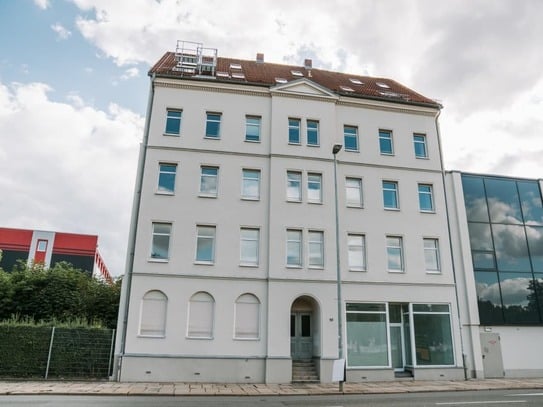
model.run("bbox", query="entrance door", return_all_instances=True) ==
[390,324,405,372]
[480,332,504,378]
[291,312,312,359]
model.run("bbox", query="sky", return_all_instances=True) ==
[1,0,542,277]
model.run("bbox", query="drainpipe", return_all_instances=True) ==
[112,72,156,381]
[435,108,468,380]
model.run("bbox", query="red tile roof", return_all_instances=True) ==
[150,52,441,108]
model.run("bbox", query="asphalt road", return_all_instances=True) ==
[2,389,543,406]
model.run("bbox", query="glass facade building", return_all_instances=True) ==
[461,175,543,325]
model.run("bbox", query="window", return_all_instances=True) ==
[199,166,218,197]
[240,228,259,266]
[348,234,366,271]
[418,184,435,212]
[379,129,393,155]
[205,112,221,138]
[37,240,48,252]
[157,163,176,194]
[346,303,388,367]
[414,134,428,158]
[424,238,440,273]
[387,236,404,272]
[346,177,363,207]
[288,118,301,144]
[139,290,167,337]
[412,304,454,366]
[308,230,324,268]
[241,169,260,200]
[187,292,214,338]
[287,171,302,202]
[165,109,181,135]
[344,125,359,151]
[245,116,261,142]
[307,173,322,203]
[307,120,319,146]
[286,229,302,267]
[196,225,216,263]
[234,294,260,339]
[383,181,399,209]
[151,222,171,260]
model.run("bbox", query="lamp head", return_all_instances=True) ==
[332,144,343,155]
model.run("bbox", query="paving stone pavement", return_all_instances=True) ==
[1,378,543,396]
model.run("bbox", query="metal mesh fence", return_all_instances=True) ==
[0,326,115,379]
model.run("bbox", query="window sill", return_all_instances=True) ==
[138,334,165,338]
[307,144,320,147]
[415,156,430,160]
[245,139,261,143]
[349,268,367,272]
[186,336,213,340]
[199,194,218,199]
[239,263,259,268]
[204,136,221,140]
[380,152,395,156]
[344,149,359,153]
[194,261,214,266]
[155,191,175,196]
[384,207,400,211]
[286,199,302,203]
[233,337,260,341]
[388,269,405,273]
[426,270,442,275]
[308,201,323,205]
[288,142,301,146]
[347,204,363,208]
[308,266,324,270]
[241,197,260,201]
[162,133,180,137]
[420,210,436,214]
[286,265,303,269]
[148,258,169,263]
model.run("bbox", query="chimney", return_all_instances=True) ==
[304,58,312,69]
[256,53,264,63]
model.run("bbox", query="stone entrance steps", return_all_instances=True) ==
[292,359,319,383]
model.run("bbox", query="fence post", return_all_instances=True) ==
[45,326,56,379]
[108,329,116,377]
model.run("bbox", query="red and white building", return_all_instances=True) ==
[0,227,112,282]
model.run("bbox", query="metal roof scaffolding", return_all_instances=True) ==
[173,40,217,76]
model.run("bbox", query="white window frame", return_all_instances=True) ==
[379,129,394,155]
[150,222,171,261]
[424,238,441,273]
[288,118,301,144]
[234,294,261,340]
[199,166,219,197]
[164,109,182,136]
[344,125,359,152]
[205,112,221,139]
[240,227,260,266]
[348,233,366,271]
[157,162,177,195]
[139,290,167,337]
[187,292,215,339]
[307,172,323,204]
[418,183,435,212]
[195,225,216,264]
[306,119,319,146]
[241,169,261,200]
[287,171,302,202]
[386,235,404,272]
[245,115,261,142]
[286,229,303,267]
[308,230,324,268]
[346,177,363,208]
[383,180,399,210]
[414,133,428,158]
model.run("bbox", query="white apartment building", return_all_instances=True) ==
[114,41,465,383]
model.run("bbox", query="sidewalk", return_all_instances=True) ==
[2,378,543,396]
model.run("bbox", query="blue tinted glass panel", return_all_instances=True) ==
[414,134,427,158]
[165,110,181,134]
[158,164,176,193]
[468,223,493,251]
[472,252,496,270]
[534,274,543,320]
[418,184,433,211]
[245,116,261,142]
[474,271,504,324]
[518,182,543,226]
[344,126,358,151]
[462,176,489,222]
[383,182,398,209]
[379,130,393,154]
[485,178,522,224]
[288,119,300,144]
[499,272,540,323]
[307,120,319,145]
[413,313,454,366]
[492,224,530,272]
[205,113,221,138]
[527,226,543,272]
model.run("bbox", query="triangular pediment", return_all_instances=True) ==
[271,78,338,99]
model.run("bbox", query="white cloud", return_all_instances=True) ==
[51,23,72,40]
[120,67,139,81]
[0,81,144,276]
[33,0,49,10]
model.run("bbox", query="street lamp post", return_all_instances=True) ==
[332,143,344,392]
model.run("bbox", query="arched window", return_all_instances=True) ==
[234,293,260,339]
[187,292,215,338]
[139,290,167,337]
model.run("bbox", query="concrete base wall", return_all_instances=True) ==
[120,356,265,383]
[346,369,395,382]
[505,369,543,378]
[413,367,465,381]
[265,358,291,384]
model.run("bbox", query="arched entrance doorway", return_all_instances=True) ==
[290,296,320,382]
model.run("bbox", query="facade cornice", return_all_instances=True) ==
[337,98,439,117]
[154,78,270,98]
